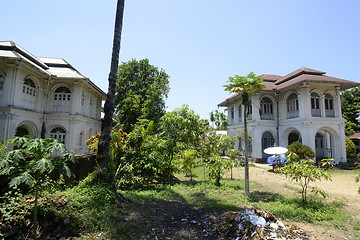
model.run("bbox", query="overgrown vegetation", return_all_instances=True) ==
[0,136,75,239]
[2,163,358,239]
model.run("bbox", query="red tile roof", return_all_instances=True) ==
[349,133,360,140]
[219,67,360,107]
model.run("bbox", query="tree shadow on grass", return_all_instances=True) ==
[189,191,244,211]
[249,190,285,203]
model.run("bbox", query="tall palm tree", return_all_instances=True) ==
[97,0,125,173]
[224,72,265,196]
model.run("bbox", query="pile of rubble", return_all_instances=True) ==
[213,209,313,240]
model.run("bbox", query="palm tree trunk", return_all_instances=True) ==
[97,0,125,172]
[244,104,250,196]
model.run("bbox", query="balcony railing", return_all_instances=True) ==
[260,113,274,120]
[287,111,299,119]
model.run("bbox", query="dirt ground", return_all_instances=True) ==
[224,164,360,240]
[121,165,360,240]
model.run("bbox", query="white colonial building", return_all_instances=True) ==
[218,67,359,164]
[0,41,106,154]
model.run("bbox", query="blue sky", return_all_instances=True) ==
[3,0,360,120]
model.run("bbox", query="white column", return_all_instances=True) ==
[299,85,311,118]
[252,95,261,121]
[71,82,82,115]
[301,123,316,159]
[335,86,341,118]
[320,95,325,117]
[337,122,346,163]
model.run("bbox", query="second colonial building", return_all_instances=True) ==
[218,67,359,163]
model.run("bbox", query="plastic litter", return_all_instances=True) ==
[276,220,286,229]
[190,220,197,224]
[214,208,312,239]
[269,222,278,230]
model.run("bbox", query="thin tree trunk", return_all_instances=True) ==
[97,0,125,173]
[33,185,39,240]
[244,104,250,196]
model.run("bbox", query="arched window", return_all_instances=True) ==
[54,87,71,101]
[50,127,66,143]
[311,92,321,117]
[247,104,253,120]
[81,91,85,106]
[15,126,29,137]
[324,94,335,117]
[288,131,302,145]
[23,78,36,96]
[238,104,242,122]
[230,107,234,123]
[287,93,299,119]
[0,73,4,91]
[79,131,84,148]
[261,97,274,120]
[262,131,275,158]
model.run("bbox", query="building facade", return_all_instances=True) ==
[0,41,106,154]
[218,67,359,163]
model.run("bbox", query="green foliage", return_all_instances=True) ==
[0,136,75,239]
[279,154,332,204]
[223,72,265,196]
[342,87,360,134]
[345,120,358,136]
[287,141,316,160]
[254,193,346,225]
[209,110,227,130]
[114,58,170,133]
[207,155,232,186]
[356,175,360,194]
[0,136,75,190]
[64,174,118,233]
[0,139,7,157]
[159,104,207,182]
[224,72,265,106]
[0,190,29,225]
[176,149,198,181]
[121,166,347,228]
[115,121,167,188]
[198,128,236,186]
[345,135,357,157]
[85,132,101,153]
[226,149,243,179]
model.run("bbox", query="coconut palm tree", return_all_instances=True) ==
[97,0,125,173]
[223,72,265,196]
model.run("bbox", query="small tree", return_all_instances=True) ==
[177,149,198,181]
[0,136,75,240]
[209,110,227,130]
[279,153,332,204]
[198,128,235,186]
[224,72,265,196]
[159,105,206,182]
[226,149,242,180]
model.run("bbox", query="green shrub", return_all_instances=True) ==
[287,141,316,160]
[345,135,356,157]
